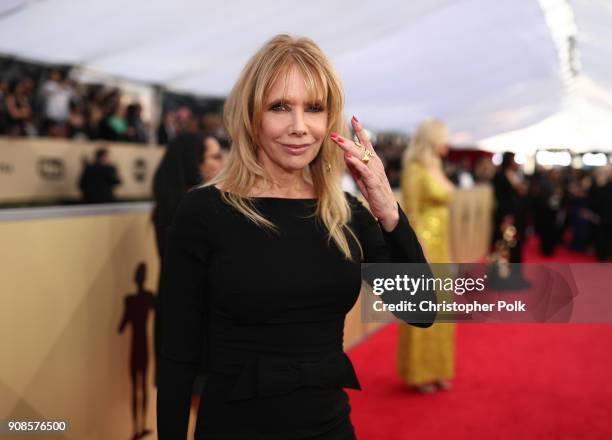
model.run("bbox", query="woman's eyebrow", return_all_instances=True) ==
[267,96,323,105]
[267,96,294,104]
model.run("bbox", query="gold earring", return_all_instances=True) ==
[325,162,332,172]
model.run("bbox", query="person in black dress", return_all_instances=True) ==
[152,115,223,379]
[152,112,204,259]
[156,34,432,439]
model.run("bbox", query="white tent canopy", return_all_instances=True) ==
[479,82,612,153]
[2,0,612,149]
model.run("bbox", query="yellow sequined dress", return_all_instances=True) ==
[398,161,455,385]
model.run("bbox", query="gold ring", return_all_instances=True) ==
[355,141,373,163]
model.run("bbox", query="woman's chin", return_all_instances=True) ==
[276,156,316,173]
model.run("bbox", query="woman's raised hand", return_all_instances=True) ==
[331,116,399,232]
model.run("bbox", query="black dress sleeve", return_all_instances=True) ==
[156,190,210,439]
[348,194,436,327]
[348,195,427,264]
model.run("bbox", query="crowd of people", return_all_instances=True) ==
[358,131,612,262]
[527,164,612,260]
[440,152,611,262]
[0,69,148,143]
[0,57,228,146]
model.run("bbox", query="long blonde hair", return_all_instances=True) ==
[403,118,449,169]
[206,34,361,260]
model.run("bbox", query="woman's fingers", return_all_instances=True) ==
[351,115,373,150]
[344,153,378,188]
[330,116,375,161]
[346,158,369,197]
[332,133,380,170]
[331,132,362,158]
[345,156,368,193]
[332,117,393,211]
[334,117,398,227]
[345,156,359,179]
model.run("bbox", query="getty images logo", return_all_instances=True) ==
[38,157,65,180]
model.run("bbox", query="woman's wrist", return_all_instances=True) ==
[378,204,400,232]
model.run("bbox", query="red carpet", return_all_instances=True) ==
[347,323,612,440]
[521,234,599,263]
[347,236,612,439]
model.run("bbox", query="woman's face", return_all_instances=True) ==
[201,137,224,182]
[436,135,449,157]
[258,66,328,175]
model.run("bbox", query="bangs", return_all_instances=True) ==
[264,53,329,106]
[293,55,329,104]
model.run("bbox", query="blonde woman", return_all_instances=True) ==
[398,118,456,393]
[156,35,432,439]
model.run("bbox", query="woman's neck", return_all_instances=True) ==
[249,177,315,198]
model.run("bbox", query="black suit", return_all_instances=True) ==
[79,162,121,204]
[492,170,526,263]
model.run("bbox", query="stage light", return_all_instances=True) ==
[582,153,607,167]
[492,153,502,166]
[535,150,572,167]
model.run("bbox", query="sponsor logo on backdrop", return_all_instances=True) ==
[133,158,147,183]
[0,162,14,174]
[38,158,65,180]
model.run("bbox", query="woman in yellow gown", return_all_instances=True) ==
[398,118,456,393]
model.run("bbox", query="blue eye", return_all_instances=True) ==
[270,102,288,112]
[307,104,324,113]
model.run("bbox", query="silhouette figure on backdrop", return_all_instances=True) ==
[78,147,121,203]
[118,263,156,440]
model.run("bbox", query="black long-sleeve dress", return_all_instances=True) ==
[157,185,429,439]
[152,131,204,258]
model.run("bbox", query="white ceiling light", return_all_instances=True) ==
[582,152,607,166]
[536,150,572,166]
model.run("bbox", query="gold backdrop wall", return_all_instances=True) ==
[449,185,494,263]
[0,207,159,439]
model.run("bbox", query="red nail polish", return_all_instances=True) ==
[338,138,344,144]
[352,115,359,123]
[330,132,337,138]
